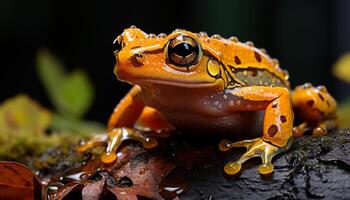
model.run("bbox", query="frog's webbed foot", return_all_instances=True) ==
[77,128,158,164]
[219,138,285,175]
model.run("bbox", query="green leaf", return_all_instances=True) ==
[36,49,95,119]
[60,69,94,118]
[36,49,66,111]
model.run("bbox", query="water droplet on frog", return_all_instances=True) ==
[158,33,167,38]
[199,31,208,37]
[211,34,221,39]
[229,36,238,42]
[148,33,157,38]
[173,29,183,33]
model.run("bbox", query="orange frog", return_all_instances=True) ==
[78,26,337,175]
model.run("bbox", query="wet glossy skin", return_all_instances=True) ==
[79,26,337,176]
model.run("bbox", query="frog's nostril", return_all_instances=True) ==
[128,53,145,67]
[134,53,145,63]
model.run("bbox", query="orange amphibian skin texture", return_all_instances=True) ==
[81,26,337,176]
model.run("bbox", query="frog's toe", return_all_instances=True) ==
[218,138,260,151]
[312,127,327,136]
[101,152,118,164]
[220,138,284,176]
[77,128,158,164]
[101,127,158,164]
[224,161,242,175]
[258,163,274,175]
[77,134,108,153]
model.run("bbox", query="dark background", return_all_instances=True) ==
[1,0,350,122]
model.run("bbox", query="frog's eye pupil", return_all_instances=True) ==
[113,36,123,53]
[168,35,201,67]
[171,43,196,57]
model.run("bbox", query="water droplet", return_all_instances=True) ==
[199,31,208,37]
[228,36,238,42]
[158,33,167,38]
[229,100,235,107]
[159,167,189,199]
[211,34,221,39]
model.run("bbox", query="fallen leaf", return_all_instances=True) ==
[0,161,44,200]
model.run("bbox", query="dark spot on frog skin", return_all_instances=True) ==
[254,51,262,62]
[318,93,325,101]
[280,115,287,123]
[234,56,241,65]
[326,100,330,107]
[307,100,315,107]
[268,125,278,137]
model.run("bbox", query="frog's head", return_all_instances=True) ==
[113,26,225,90]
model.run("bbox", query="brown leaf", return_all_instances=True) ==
[53,182,84,200]
[0,161,44,200]
[82,179,105,200]
[107,156,174,200]
[46,144,199,199]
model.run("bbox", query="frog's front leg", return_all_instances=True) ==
[219,86,293,175]
[78,85,169,164]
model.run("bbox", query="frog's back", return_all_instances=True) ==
[196,33,290,89]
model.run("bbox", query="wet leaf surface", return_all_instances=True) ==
[0,161,43,200]
[1,129,350,199]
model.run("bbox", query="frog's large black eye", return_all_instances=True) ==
[167,35,201,68]
[113,35,123,53]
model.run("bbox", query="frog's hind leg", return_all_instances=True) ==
[219,86,293,175]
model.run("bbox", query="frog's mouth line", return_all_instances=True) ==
[125,78,218,88]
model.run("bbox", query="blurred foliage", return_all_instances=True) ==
[36,50,104,133]
[0,95,85,161]
[333,53,350,84]
[337,98,350,129]
[36,49,94,119]
[0,50,106,161]
[333,53,350,128]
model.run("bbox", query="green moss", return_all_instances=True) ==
[0,95,90,161]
